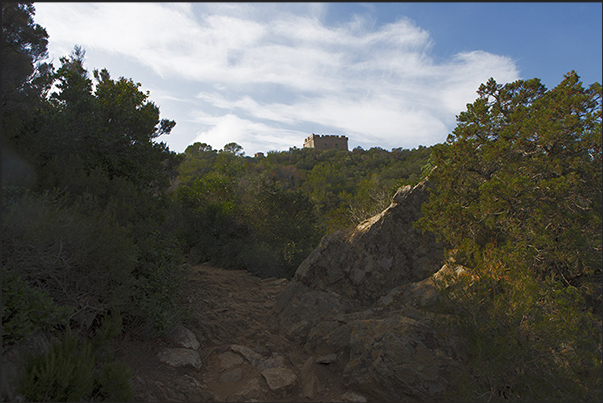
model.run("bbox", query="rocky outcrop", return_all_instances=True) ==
[274,178,444,338]
[288,179,443,305]
[273,178,464,402]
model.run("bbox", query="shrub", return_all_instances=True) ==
[127,230,186,335]
[434,254,602,401]
[18,316,135,402]
[1,267,71,346]
[2,192,137,332]
[18,327,96,402]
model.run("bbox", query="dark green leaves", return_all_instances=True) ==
[421,72,602,400]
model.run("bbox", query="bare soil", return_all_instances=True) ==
[113,264,351,402]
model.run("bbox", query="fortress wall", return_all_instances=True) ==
[303,134,348,151]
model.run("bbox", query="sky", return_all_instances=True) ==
[33,2,602,156]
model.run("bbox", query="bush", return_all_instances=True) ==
[2,192,137,332]
[127,230,186,335]
[19,327,96,402]
[2,190,186,339]
[18,316,135,402]
[434,254,602,401]
[2,267,71,346]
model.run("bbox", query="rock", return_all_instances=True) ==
[218,351,244,371]
[219,368,243,383]
[226,378,263,402]
[340,391,368,402]
[290,178,444,307]
[157,348,202,369]
[372,263,471,312]
[261,367,298,397]
[301,356,319,399]
[165,325,200,350]
[256,355,288,371]
[271,179,467,402]
[273,281,352,342]
[274,179,444,345]
[315,353,337,364]
[315,322,353,357]
[304,320,341,352]
[340,316,457,402]
[231,344,262,366]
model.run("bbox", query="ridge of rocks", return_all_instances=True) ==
[272,178,465,401]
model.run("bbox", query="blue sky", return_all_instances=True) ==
[33,2,602,156]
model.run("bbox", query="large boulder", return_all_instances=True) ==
[274,178,444,338]
[273,179,466,401]
[340,315,459,401]
[289,178,443,307]
[291,264,467,402]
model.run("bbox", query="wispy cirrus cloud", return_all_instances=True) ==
[34,3,520,154]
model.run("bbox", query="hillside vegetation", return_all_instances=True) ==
[2,3,601,402]
[171,143,431,278]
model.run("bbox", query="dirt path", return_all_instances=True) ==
[114,264,352,402]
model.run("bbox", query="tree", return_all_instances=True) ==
[92,67,176,190]
[185,142,215,155]
[2,2,54,167]
[417,72,602,401]
[419,72,601,289]
[221,142,245,156]
[1,2,49,110]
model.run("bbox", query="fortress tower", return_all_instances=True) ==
[303,133,348,151]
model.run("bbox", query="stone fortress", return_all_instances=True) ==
[303,133,348,151]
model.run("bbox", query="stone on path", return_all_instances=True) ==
[219,368,243,383]
[256,354,288,371]
[340,391,367,402]
[165,325,200,350]
[226,378,263,402]
[261,367,298,397]
[218,351,244,371]
[315,353,337,364]
[301,356,319,399]
[157,348,202,369]
[231,344,262,366]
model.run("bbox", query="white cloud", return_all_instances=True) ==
[34,2,520,154]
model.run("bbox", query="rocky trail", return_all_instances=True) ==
[114,179,464,402]
[115,264,360,402]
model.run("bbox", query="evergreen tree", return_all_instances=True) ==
[417,72,602,401]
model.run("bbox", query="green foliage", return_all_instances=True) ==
[18,317,135,402]
[2,267,71,346]
[96,361,135,402]
[243,180,322,278]
[172,143,432,278]
[128,230,186,335]
[419,72,601,287]
[2,8,185,339]
[419,72,602,401]
[436,256,601,402]
[2,192,137,333]
[19,327,95,402]
[1,2,51,114]
[1,11,187,403]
